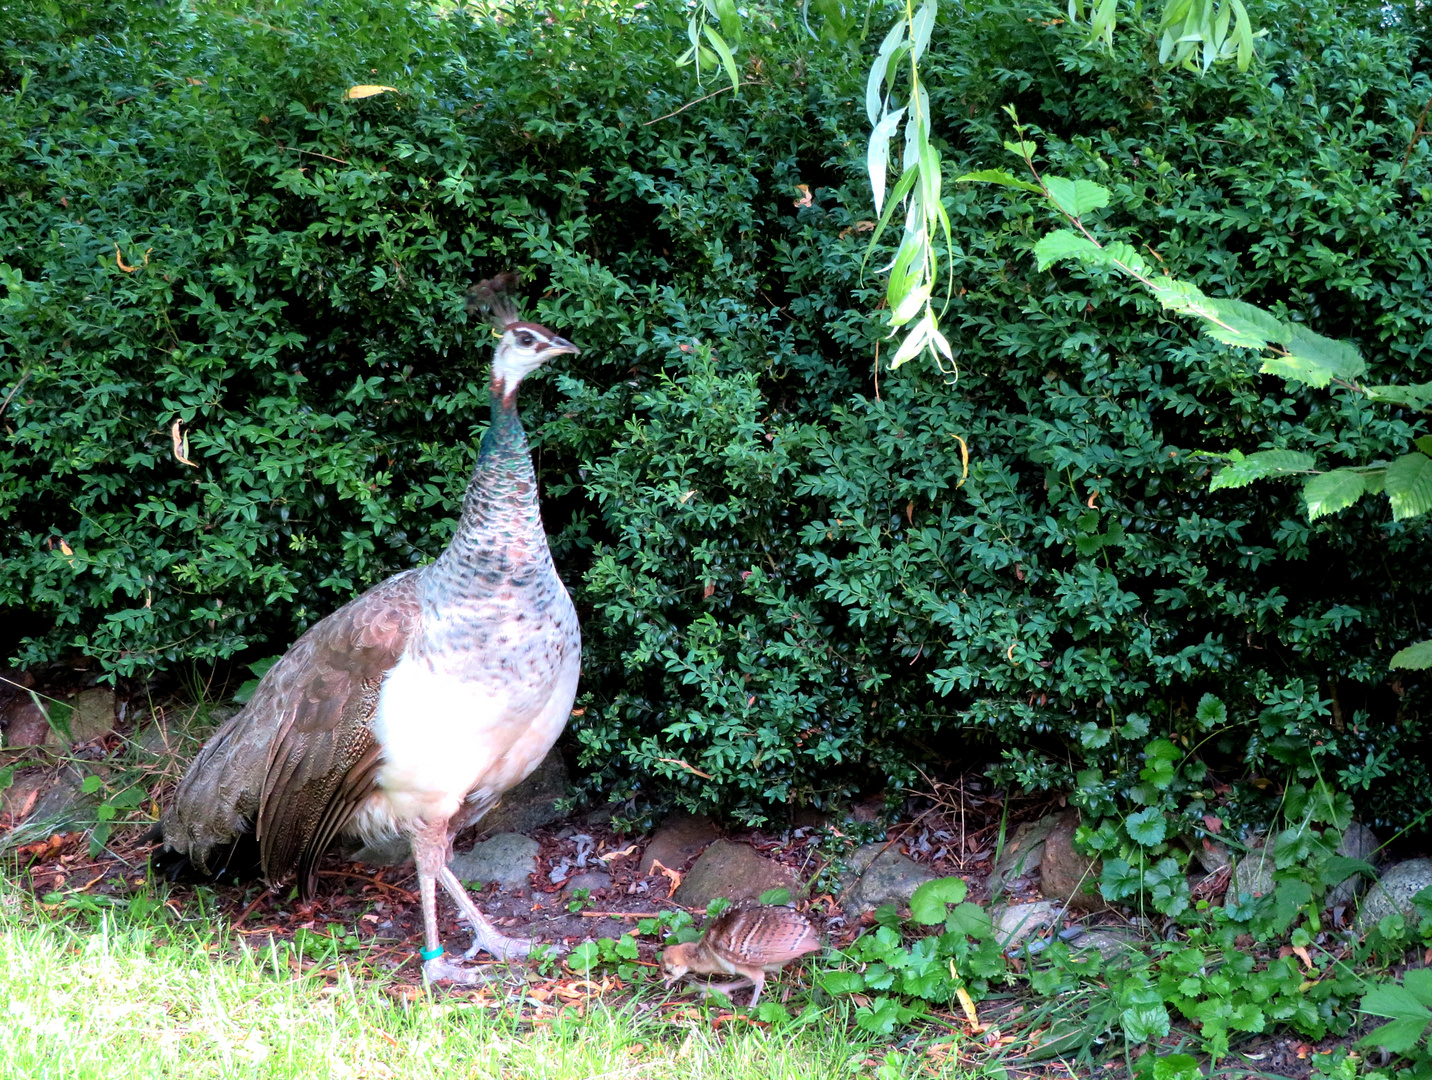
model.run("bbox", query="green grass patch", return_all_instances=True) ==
[0,880,978,1080]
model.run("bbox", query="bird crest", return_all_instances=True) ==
[467,272,522,331]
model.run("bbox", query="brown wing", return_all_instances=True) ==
[161,571,420,896]
[703,903,822,967]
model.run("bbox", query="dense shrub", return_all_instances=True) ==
[1,0,1429,826]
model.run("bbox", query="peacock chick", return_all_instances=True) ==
[153,274,581,985]
[661,902,822,1007]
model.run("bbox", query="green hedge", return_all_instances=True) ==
[1,0,1428,826]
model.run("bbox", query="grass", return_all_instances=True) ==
[0,879,982,1080]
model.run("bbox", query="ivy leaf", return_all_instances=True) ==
[1126,807,1168,846]
[1385,451,1432,520]
[909,876,969,924]
[818,970,866,995]
[1391,640,1432,670]
[1044,177,1110,218]
[1195,693,1227,729]
[954,168,1043,194]
[1100,858,1141,900]
[1302,470,1367,519]
[1209,449,1317,490]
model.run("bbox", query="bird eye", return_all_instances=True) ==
[516,331,535,348]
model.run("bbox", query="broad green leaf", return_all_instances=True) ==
[1195,693,1226,728]
[1391,639,1432,670]
[953,168,1043,194]
[0,764,12,792]
[1033,230,1101,270]
[1149,1054,1202,1080]
[701,25,740,94]
[1209,449,1317,490]
[945,900,993,938]
[818,970,865,995]
[1318,855,1377,888]
[1263,325,1366,386]
[1146,277,1211,315]
[1126,807,1167,846]
[1385,451,1432,520]
[909,875,968,924]
[1366,382,1432,411]
[1100,240,1148,274]
[1302,469,1366,519]
[1100,857,1141,900]
[710,0,742,41]
[1199,297,1288,350]
[759,887,791,905]
[1360,979,1432,1053]
[1044,176,1110,218]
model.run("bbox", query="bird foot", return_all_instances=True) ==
[421,955,508,986]
[462,929,564,963]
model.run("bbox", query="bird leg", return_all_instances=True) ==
[698,969,767,1007]
[410,818,532,984]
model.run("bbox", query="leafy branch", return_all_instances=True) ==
[959,110,1432,669]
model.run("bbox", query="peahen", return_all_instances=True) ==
[154,275,581,983]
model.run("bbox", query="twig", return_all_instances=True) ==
[643,80,763,126]
[315,869,417,902]
[276,143,351,166]
[230,886,274,931]
[0,368,29,419]
[1401,94,1432,178]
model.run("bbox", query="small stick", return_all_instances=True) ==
[316,869,417,902]
[231,887,274,931]
[642,80,764,126]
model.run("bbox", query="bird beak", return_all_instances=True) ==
[546,336,579,356]
[663,972,681,988]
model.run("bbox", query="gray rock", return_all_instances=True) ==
[991,899,1061,949]
[672,840,803,907]
[67,688,115,744]
[991,814,1061,896]
[1,770,50,823]
[478,750,569,836]
[1329,823,1380,907]
[22,768,97,833]
[563,870,613,896]
[449,833,541,891]
[1072,926,1146,961]
[1192,838,1232,875]
[1357,858,1432,932]
[641,811,720,874]
[1040,811,1102,908]
[838,842,938,915]
[1230,839,1276,902]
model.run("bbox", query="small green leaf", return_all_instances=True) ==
[909,875,969,924]
[759,887,791,905]
[1199,297,1288,350]
[1366,382,1432,411]
[1033,230,1102,271]
[818,970,866,995]
[1044,176,1110,218]
[701,25,740,95]
[1209,449,1317,490]
[1003,139,1038,160]
[1126,807,1167,846]
[1386,451,1432,520]
[1391,640,1432,670]
[953,168,1043,194]
[1302,470,1367,519]
[1195,693,1227,729]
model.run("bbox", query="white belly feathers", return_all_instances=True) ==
[362,645,579,835]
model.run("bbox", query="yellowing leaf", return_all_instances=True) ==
[344,85,398,100]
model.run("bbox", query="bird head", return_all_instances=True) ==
[660,942,696,987]
[467,273,579,394]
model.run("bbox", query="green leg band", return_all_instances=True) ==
[419,945,445,962]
